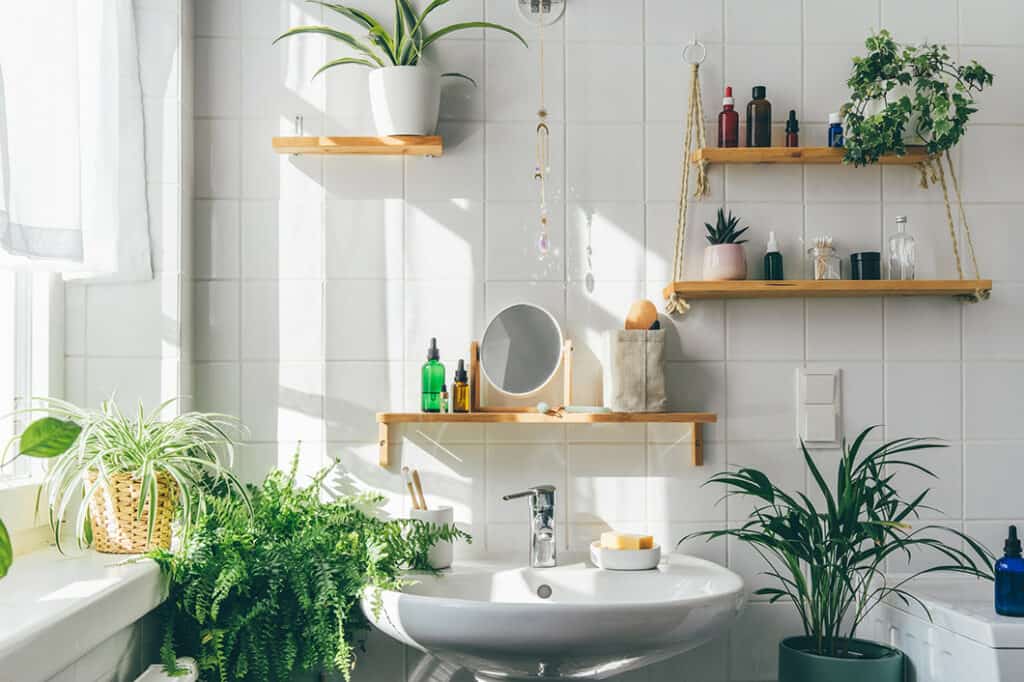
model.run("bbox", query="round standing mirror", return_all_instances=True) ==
[480,304,563,396]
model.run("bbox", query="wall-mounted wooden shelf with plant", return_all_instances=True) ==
[666,30,995,314]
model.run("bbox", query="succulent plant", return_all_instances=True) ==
[705,208,749,245]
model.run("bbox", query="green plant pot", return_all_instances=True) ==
[778,636,904,682]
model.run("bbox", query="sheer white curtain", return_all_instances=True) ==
[0,0,151,281]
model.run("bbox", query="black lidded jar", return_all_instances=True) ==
[746,86,772,148]
[850,251,881,280]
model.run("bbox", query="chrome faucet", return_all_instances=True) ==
[502,485,556,568]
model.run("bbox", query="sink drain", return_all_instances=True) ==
[536,584,552,599]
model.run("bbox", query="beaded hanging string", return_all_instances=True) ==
[665,39,711,316]
[534,23,551,259]
[915,151,988,301]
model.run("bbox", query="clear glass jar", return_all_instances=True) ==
[808,245,841,280]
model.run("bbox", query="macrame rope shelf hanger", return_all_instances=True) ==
[664,39,991,311]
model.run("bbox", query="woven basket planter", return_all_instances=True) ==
[86,470,178,554]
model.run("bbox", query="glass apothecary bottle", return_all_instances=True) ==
[808,238,841,280]
[888,215,916,280]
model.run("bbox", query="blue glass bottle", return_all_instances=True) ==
[828,112,844,148]
[995,525,1024,617]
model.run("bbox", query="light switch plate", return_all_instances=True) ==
[796,368,841,448]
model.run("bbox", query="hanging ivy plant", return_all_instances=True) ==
[842,30,993,166]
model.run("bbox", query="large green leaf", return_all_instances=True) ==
[0,518,11,579]
[421,21,528,51]
[19,417,81,458]
[273,25,384,66]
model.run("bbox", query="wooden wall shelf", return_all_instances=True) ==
[691,146,929,165]
[663,279,992,300]
[271,136,443,156]
[376,412,717,468]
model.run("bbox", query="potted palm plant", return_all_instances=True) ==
[3,397,249,554]
[276,0,527,136]
[702,208,749,281]
[685,426,993,682]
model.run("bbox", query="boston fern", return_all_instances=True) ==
[275,0,527,82]
[685,426,993,658]
[150,454,469,682]
[705,208,749,245]
[843,30,993,166]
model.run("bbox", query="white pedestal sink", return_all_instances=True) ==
[361,553,745,680]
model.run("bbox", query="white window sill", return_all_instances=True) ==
[0,548,166,681]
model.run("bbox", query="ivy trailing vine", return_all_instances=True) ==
[149,455,469,682]
[842,30,993,166]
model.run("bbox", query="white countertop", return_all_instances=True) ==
[0,548,166,680]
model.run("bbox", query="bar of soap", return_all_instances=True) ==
[600,532,654,550]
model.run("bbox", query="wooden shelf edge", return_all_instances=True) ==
[377,411,717,424]
[375,411,715,468]
[662,279,993,300]
[691,146,929,165]
[272,136,443,156]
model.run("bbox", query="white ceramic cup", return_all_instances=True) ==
[409,505,454,569]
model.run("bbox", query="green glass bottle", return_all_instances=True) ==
[421,338,445,413]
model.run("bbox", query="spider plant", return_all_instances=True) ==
[2,397,251,553]
[275,0,528,82]
[684,425,994,658]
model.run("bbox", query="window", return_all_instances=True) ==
[0,272,59,485]
[0,271,31,480]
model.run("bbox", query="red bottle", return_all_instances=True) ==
[718,86,739,148]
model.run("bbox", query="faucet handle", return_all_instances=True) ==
[502,485,555,506]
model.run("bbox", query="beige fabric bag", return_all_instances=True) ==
[604,330,668,412]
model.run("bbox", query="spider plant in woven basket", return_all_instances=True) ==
[2,397,251,553]
[684,425,994,659]
[275,0,527,81]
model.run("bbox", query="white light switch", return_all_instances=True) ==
[796,368,841,447]
[803,373,834,404]
[804,404,837,442]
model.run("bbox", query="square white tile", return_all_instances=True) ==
[567,123,644,201]
[241,280,323,361]
[240,362,324,443]
[194,280,240,362]
[566,202,644,282]
[240,200,323,280]
[726,299,804,361]
[568,443,646,524]
[241,37,324,120]
[664,362,726,442]
[485,201,566,282]
[325,280,404,360]
[325,362,404,442]
[486,443,567,523]
[885,362,962,440]
[325,199,404,279]
[725,45,802,124]
[566,0,643,42]
[645,0,723,43]
[962,126,1024,203]
[406,122,484,201]
[566,43,642,122]
[881,0,957,44]
[725,0,801,44]
[87,281,163,358]
[194,200,240,279]
[405,200,484,281]
[726,362,798,442]
[965,362,1024,440]
[804,0,878,45]
[404,280,485,363]
[485,122,565,201]
[806,298,883,361]
[964,442,1024,519]
[960,0,1024,45]
[884,297,961,361]
[647,441,726,522]
[646,43,724,123]
[485,39,564,121]
[194,38,240,118]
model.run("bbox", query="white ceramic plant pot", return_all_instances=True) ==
[368,65,441,136]
[703,244,748,281]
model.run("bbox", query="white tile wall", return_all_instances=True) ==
[183,2,1024,681]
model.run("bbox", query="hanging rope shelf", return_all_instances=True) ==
[664,39,992,313]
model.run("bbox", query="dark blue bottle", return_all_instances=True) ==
[995,525,1024,617]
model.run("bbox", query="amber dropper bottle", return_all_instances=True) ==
[785,110,799,147]
[452,359,470,413]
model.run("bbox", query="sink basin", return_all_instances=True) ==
[361,553,745,680]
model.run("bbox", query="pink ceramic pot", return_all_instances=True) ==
[702,244,748,281]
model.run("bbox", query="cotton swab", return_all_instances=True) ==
[402,467,422,510]
[411,469,428,511]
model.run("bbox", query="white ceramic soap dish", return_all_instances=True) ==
[590,541,662,571]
